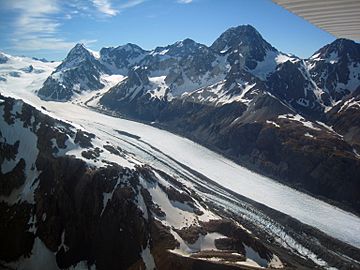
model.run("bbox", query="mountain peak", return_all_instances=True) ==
[331,38,357,48]
[311,38,360,61]
[53,42,98,74]
[211,24,276,54]
[226,24,260,36]
[169,38,202,49]
[65,43,91,60]
[152,38,207,57]
[74,43,86,49]
[175,38,197,47]
[115,43,145,53]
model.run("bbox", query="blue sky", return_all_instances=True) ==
[0,0,336,60]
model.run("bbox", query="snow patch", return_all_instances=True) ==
[141,242,156,270]
[147,76,168,100]
[266,120,280,128]
[278,114,321,131]
[244,244,268,268]
[251,51,297,80]
[187,232,226,252]
[4,238,59,270]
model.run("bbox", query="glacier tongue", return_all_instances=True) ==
[7,86,358,250]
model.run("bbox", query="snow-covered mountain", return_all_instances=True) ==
[98,26,360,217]
[307,38,360,103]
[38,25,292,103]
[1,25,360,270]
[32,25,360,214]
[38,44,110,101]
[100,43,147,74]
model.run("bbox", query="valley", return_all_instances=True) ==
[1,24,360,269]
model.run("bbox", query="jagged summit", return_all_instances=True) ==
[73,42,86,49]
[56,43,95,71]
[151,38,210,57]
[38,43,107,100]
[310,38,360,62]
[210,24,279,74]
[67,43,88,57]
[99,43,147,74]
[37,24,360,109]
[172,38,199,48]
[211,24,276,54]
[307,38,360,102]
[114,43,146,53]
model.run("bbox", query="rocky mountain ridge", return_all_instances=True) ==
[38,25,360,117]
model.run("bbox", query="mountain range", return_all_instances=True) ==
[38,25,360,214]
[1,25,360,270]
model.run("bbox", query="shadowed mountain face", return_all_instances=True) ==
[35,25,360,215]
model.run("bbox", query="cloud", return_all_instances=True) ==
[11,37,97,51]
[0,0,97,52]
[177,0,193,3]
[91,0,118,16]
[120,0,145,9]
[0,0,74,51]
[90,0,145,17]
[0,0,146,53]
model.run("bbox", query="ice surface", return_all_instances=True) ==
[268,254,284,269]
